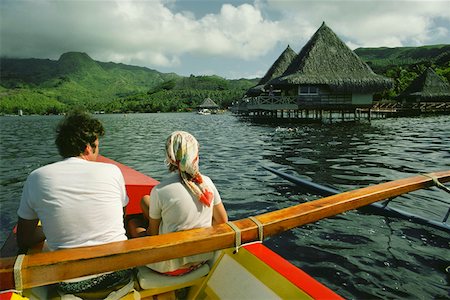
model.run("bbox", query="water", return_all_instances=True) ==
[1,113,449,299]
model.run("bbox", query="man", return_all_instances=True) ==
[17,109,131,297]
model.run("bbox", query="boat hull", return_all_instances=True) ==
[1,156,449,298]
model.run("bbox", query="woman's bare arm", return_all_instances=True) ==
[212,202,228,225]
[147,217,161,236]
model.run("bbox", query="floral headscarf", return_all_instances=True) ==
[165,131,213,206]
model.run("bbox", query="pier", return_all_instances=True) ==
[367,101,450,118]
[231,96,450,123]
[235,25,449,124]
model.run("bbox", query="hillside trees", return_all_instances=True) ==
[0,88,65,114]
[0,52,256,114]
[107,88,246,113]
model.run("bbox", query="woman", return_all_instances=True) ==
[138,131,228,275]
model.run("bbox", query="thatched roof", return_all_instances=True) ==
[246,45,297,96]
[270,22,393,92]
[245,84,266,97]
[398,67,450,102]
[197,97,219,109]
[258,45,297,86]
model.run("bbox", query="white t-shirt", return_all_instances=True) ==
[18,157,129,251]
[147,173,221,272]
[149,173,221,234]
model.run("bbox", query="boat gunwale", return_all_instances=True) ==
[1,170,449,291]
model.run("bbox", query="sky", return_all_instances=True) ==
[1,0,449,79]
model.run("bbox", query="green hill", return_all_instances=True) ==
[354,44,449,70]
[0,52,179,111]
[0,52,256,114]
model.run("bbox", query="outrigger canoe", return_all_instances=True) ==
[0,155,449,299]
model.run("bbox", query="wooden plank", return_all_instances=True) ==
[0,171,449,291]
[0,257,15,291]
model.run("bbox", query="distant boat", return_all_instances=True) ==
[197,108,211,115]
[18,110,23,116]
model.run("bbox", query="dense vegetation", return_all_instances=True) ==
[109,76,253,113]
[0,45,448,115]
[0,52,257,114]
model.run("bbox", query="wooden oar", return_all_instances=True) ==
[1,171,449,291]
[263,166,450,232]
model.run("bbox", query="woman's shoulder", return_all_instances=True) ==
[157,173,181,187]
[201,174,214,185]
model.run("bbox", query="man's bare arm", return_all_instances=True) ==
[16,217,45,250]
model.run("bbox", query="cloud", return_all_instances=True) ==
[1,0,449,78]
[265,0,450,48]
[0,0,285,68]
[199,4,288,58]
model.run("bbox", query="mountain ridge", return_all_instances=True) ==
[0,52,257,114]
[354,44,450,71]
[0,52,176,87]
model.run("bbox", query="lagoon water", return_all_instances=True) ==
[1,112,449,299]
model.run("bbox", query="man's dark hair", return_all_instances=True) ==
[55,109,105,158]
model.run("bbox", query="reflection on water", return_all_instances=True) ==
[1,113,449,299]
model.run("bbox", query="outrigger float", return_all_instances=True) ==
[1,155,449,299]
[263,166,450,232]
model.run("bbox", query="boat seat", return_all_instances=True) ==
[190,247,317,300]
[22,278,136,300]
[131,264,210,298]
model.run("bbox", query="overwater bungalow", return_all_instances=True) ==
[398,67,450,103]
[197,97,219,114]
[237,22,393,122]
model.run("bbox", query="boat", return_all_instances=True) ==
[197,109,211,115]
[0,155,449,299]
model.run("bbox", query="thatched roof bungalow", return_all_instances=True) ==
[269,22,392,108]
[398,67,450,103]
[246,45,297,97]
[197,98,219,109]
